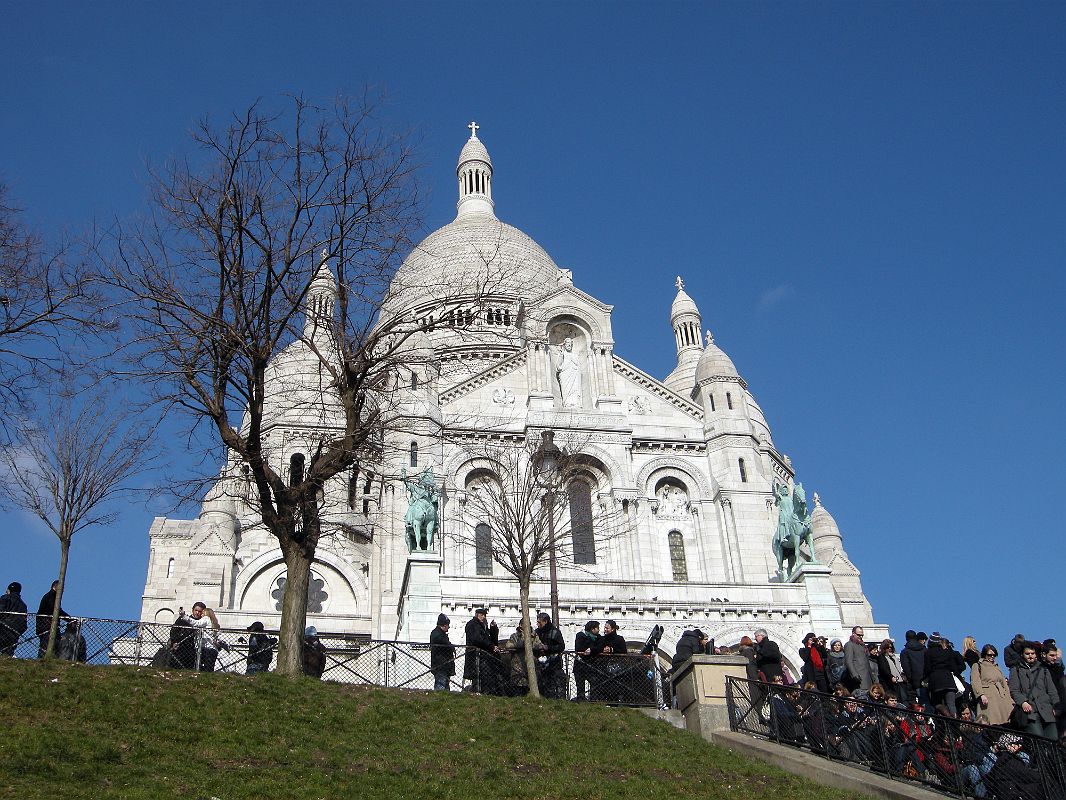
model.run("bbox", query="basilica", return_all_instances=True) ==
[140,124,885,672]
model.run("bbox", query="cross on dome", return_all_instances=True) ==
[467,121,480,139]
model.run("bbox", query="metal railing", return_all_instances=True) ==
[725,676,1066,800]
[0,611,667,706]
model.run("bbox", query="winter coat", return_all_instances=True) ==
[969,659,1014,726]
[574,630,600,677]
[302,634,326,678]
[924,645,965,695]
[597,631,627,656]
[1046,660,1065,716]
[900,640,926,690]
[799,644,830,692]
[1009,660,1060,723]
[57,623,87,662]
[671,630,706,670]
[503,632,529,689]
[429,626,455,676]
[34,589,68,636]
[246,632,276,673]
[737,645,760,683]
[877,652,905,692]
[755,638,783,682]
[827,647,847,687]
[168,616,197,669]
[463,617,495,680]
[844,636,873,691]
[0,591,28,638]
[986,751,1041,800]
[1003,642,1025,671]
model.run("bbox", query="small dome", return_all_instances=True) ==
[810,498,841,540]
[200,482,237,521]
[671,287,699,320]
[695,332,741,383]
[458,136,492,169]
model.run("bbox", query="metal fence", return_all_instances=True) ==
[725,676,1066,800]
[0,611,667,706]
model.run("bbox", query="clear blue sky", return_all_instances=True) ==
[2,3,1063,653]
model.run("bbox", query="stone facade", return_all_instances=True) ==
[140,126,884,673]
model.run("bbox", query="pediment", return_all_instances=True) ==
[439,349,527,408]
[826,551,861,577]
[613,355,704,423]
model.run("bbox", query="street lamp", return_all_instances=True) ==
[535,429,564,627]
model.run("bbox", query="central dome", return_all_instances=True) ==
[392,215,560,306]
[388,124,561,309]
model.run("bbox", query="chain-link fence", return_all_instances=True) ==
[0,611,667,706]
[725,676,1066,800]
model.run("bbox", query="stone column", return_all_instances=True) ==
[672,654,751,738]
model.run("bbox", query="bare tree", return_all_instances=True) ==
[104,94,508,674]
[0,392,151,658]
[452,431,625,698]
[0,184,106,437]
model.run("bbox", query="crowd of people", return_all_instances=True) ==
[732,625,1064,800]
[429,609,642,700]
[0,581,86,661]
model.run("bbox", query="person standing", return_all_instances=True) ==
[429,613,455,692]
[533,612,566,698]
[35,580,68,658]
[1003,634,1027,671]
[970,644,1013,726]
[302,625,327,678]
[187,602,220,671]
[754,628,783,683]
[877,639,907,700]
[900,630,928,705]
[0,582,28,656]
[844,626,873,694]
[1008,642,1060,740]
[924,633,965,716]
[799,632,830,693]
[464,608,497,694]
[574,620,601,701]
[245,621,276,674]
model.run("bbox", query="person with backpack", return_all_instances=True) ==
[0,582,28,656]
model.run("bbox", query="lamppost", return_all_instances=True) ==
[535,429,564,627]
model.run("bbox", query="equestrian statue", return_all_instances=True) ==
[772,481,817,580]
[400,467,439,553]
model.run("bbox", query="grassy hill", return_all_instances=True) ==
[0,658,863,800]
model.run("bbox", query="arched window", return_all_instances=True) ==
[738,458,747,483]
[708,394,715,412]
[668,530,688,582]
[289,453,305,487]
[410,372,418,390]
[348,470,358,510]
[409,442,418,468]
[166,558,175,579]
[475,523,492,575]
[726,392,733,410]
[569,480,596,565]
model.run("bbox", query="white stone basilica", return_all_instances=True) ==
[140,125,885,671]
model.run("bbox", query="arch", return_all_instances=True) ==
[567,442,625,488]
[154,607,174,623]
[532,303,607,341]
[289,452,305,486]
[568,478,596,565]
[636,457,715,499]
[234,546,367,613]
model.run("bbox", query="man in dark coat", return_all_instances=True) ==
[35,580,69,657]
[672,628,710,671]
[1003,634,1027,670]
[0,582,28,656]
[245,621,276,674]
[533,612,565,698]
[464,608,497,693]
[754,628,783,682]
[430,613,455,691]
[1008,642,1060,740]
[899,630,927,705]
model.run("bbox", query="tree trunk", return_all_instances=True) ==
[45,537,71,660]
[275,543,312,676]
[519,580,540,699]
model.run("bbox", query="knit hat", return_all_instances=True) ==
[437,613,450,626]
[997,733,1023,748]
[247,621,265,632]
[690,628,706,640]
[905,630,917,640]
[304,625,318,636]
[916,631,928,641]
[928,632,943,645]
[475,607,488,616]
[802,632,817,644]
[6,582,20,594]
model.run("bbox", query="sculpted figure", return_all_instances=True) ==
[401,467,439,552]
[555,337,583,409]
[772,481,816,580]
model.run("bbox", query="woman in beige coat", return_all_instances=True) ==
[970,644,1013,725]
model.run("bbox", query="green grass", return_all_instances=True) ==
[0,658,865,800]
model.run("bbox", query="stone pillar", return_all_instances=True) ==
[793,562,845,636]
[397,552,444,643]
[672,654,751,738]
